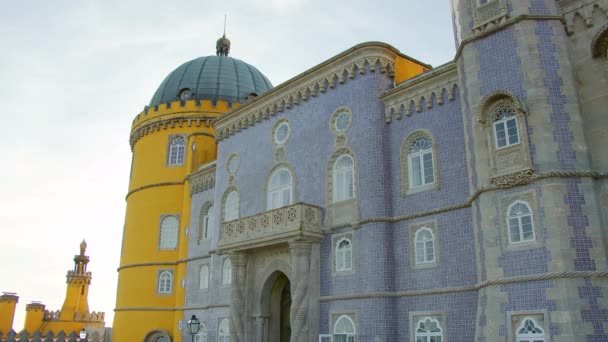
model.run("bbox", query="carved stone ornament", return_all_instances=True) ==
[491,169,535,188]
[335,134,347,147]
[472,0,509,34]
[477,90,526,125]
[274,147,287,162]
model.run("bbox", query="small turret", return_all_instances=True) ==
[0,292,19,334]
[216,34,231,56]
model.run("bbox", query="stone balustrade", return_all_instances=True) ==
[218,203,323,251]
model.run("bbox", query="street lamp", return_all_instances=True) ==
[186,315,201,342]
[79,328,87,341]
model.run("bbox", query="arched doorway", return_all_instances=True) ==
[260,271,291,342]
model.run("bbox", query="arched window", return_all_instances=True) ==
[415,317,443,342]
[333,315,356,342]
[222,259,232,285]
[335,238,353,272]
[507,201,535,244]
[333,155,355,202]
[414,227,435,264]
[168,136,185,166]
[194,322,207,342]
[408,138,435,188]
[199,265,209,290]
[158,271,173,294]
[224,191,239,222]
[200,204,213,240]
[218,319,230,342]
[159,216,178,250]
[267,168,293,210]
[516,317,545,342]
[493,105,519,149]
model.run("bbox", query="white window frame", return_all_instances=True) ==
[194,322,207,342]
[493,115,520,149]
[507,201,535,244]
[333,315,356,342]
[414,317,443,342]
[168,136,186,166]
[335,238,353,272]
[218,319,230,342]
[319,334,333,342]
[222,258,232,285]
[408,138,435,189]
[202,205,213,240]
[158,270,173,295]
[267,168,293,210]
[333,155,355,202]
[199,265,209,290]
[414,227,436,264]
[516,317,546,342]
[224,191,239,222]
[159,215,179,250]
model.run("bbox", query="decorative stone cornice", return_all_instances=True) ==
[214,42,430,141]
[129,115,214,150]
[381,63,458,123]
[320,270,608,302]
[188,162,216,195]
[0,293,18,303]
[329,169,608,231]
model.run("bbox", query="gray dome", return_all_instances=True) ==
[149,56,272,107]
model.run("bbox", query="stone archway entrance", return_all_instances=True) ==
[260,271,291,342]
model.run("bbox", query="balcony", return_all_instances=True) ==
[218,203,324,252]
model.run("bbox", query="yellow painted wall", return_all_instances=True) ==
[114,99,229,342]
[0,295,18,334]
[23,304,45,333]
[394,55,430,84]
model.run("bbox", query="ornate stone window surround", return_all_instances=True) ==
[332,232,355,276]
[499,191,542,251]
[401,130,440,197]
[326,148,360,228]
[221,257,232,286]
[409,311,446,342]
[198,264,209,291]
[478,92,532,179]
[330,106,353,134]
[157,269,174,296]
[409,220,439,270]
[226,153,240,174]
[158,214,180,251]
[264,163,297,211]
[507,311,549,342]
[326,311,358,342]
[166,134,187,167]
[221,187,240,223]
[471,0,508,33]
[271,118,292,146]
[217,318,230,341]
[198,202,214,243]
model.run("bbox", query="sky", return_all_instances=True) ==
[0,0,456,330]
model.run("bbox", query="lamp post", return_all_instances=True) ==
[79,328,88,341]
[186,315,201,342]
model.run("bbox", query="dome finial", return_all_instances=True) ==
[216,14,230,56]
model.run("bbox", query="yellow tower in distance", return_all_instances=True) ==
[113,36,273,341]
[0,293,19,334]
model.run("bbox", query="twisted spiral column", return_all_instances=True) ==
[229,252,248,342]
[289,240,312,342]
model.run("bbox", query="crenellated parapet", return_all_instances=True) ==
[129,98,237,149]
[214,42,429,141]
[381,62,459,123]
[65,271,91,285]
[0,329,107,342]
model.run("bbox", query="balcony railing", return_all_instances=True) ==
[218,203,323,251]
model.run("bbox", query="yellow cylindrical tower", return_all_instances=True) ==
[23,302,45,333]
[0,293,18,334]
[113,37,272,342]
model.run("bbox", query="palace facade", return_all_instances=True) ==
[113,0,608,341]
